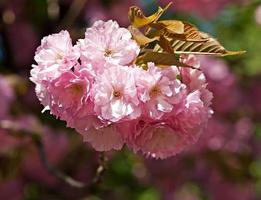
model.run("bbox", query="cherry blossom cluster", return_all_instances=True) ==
[30,20,213,159]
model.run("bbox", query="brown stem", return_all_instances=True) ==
[92,152,108,185]
[0,120,107,192]
[34,136,88,189]
[58,0,88,30]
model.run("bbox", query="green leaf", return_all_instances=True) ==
[138,188,160,200]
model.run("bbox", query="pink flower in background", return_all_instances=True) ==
[136,63,186,120]
[160,0,247,19]
[92,66,141,122]
[199,56,240,113]
[0,75,14,119]
[195,116,253,153]
[0,179,23,200]
[255,5,261,25]
[247,78,261,114]
[84,0,140,26]
[6,21,38,68]
[206,171,255,200]
[77,20,140,68]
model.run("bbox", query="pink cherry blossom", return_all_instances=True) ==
[180,55,206,92]
[62,97,122,152]
[31,30,79,82]
[68,104,107,134]
[128,90,210,159]
[77,20,140,68]
[132,122,189,159]
[81,125,124,151]
[30,30,79,108]
[170,91,211,133]
[136,63,186,120]
[48,69,92,124]
[180,55,213,107]
[91,65,141,122]
[30,20,214,159]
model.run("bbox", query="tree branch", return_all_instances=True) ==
[92,152,108,185]
[58,0,88,30]
[0,119,107,192]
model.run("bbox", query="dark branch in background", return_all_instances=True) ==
[35,136,87,189]
[92,152,108,185]
[58,0,88,30]
[0,120,107,192]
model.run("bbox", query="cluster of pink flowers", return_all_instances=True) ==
[30,20,213,159]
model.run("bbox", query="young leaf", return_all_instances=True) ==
[182,23,207,41]
[128,6,164,28]
[128,26,158,45]
[158,35,173,53]
[128,2,172,28]
[169,32,245,56]
[136,51,190,68]
[157,22,208,42]
[150,20,185,34]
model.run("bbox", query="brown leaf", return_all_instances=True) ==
[136,51,190,68]
[128,26,158,45]
[150,20,185,34]
[155,22,207,42]
[169,32,245,56]
[128,2,172,28]
[128,6,164,28]
[158,35,173,53]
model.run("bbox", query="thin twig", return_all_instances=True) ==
[92,152,108,185]
[58,0,88,30]
[0,120,107,191]
[34,136,88,189]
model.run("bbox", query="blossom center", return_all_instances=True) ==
[113,90,121,98]
[104,49,113,57]
[56,53,63,60]
[67,84,84,96]
[150,86,160,97]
